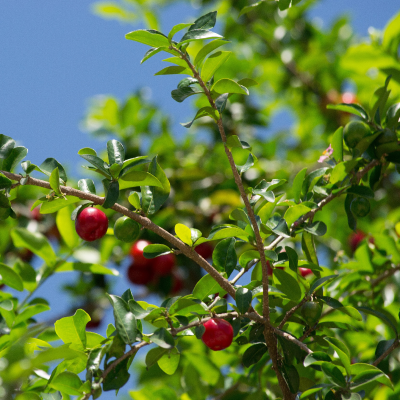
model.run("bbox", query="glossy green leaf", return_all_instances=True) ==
[273,269,301,301]
[0,134,16,160]
[175,223,193,246]
[321,362,346,388]
[79,154,110,177]
[78,179,96,195]
[120,171,163,188]
[128,300,154,319]
[181,107,219,128]
[331,127,343,162]
[125,29,170,47]
[346,185,374,198]
[177,77,198,89]
[193,274,225,301]
[11,227,57,266]
[304,352,332,367]
[55,309,90,349]
[206,225,250,241]
[3,146,28,172]
[242,343,268,367]
[48,371,83,396]
[102,179,119,209]
[57,262,118,275]
[0,173,12,190]
[357,306,398,336]
[189,11,217,31]
[194,39,229,66]
[119,156,151,177]
[14,304,50,325]
[303,221,327,236]
[325,337,351,376]
[146,347,168,369]
[158,348,180,375]
[272,218,290,238]
[152,327,175,349]
[201,51,231,83]
[155,66,189,75]
[292,167,307,203]
[212,238,237,276]
[302,232,319,265]
[350,363,393,389]
[284,204,311,228]
[310,275,338,294]
[327,103,368,120]
[38,158,68,183]
[141,47,164,64]
[103,357,130,391]
[107,139,125,165]
[351,369,389,389]
[56,206,80,249]
[236,287,252,314]
[107,294,137,345]
[0,263,23,291]
[180,29,222,44]
[171,86,202,103]
[215,93,229,113]
[236,153,256,174]
[212,78,249,95]
[281,362,300,393]
[49,167,61,195]
[143,244,171,258]
[168,23,193,41]
[40,196,81,214]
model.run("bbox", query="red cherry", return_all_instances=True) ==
[202,318,234,351]
[152,253,175,277]
[127,263,152,285]
[86,318,102,330]
[75,207,108,242]
[31,207,42,221]
[130,240,153,267]
[299,268,312,277]
[195,243,214,259]
[349,230,366,253]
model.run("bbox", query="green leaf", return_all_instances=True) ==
[56,206,80,249]
[0,173,12,190]
[107,294,137,345]
[383,11,400,56]
[49,167,61,195]
[346,185,374,199]
[239,1,269,17]
[212,238,237,276]
[77,147,96,156]
[303,221,327,236]
[0,134,16,160]
[177,77,199,89]
[128,300,154,319]
[146,347,168,369]
[278,0,292,11]
[11,227,57,266]
[310,275,338,294]
[185,352,220,385]
[102,179,119,209]
[272,218,291,238]
[242,343,268,367]
[0,193,10,209]
[79,154,110,177]
[292,167,307,203]
[168,23,193,41]
[321,362,346,388]
[181,107,219,128]
[103,357,130,391]
[206,225,250,241]
[351,369,389,390]
[175,223,193,246]
[331,127,343,162]
[38,158,68,183]
[107,139,125,165]
[285,247,298,272]
[236,287,252,314]
[357,306,398,336]
[158,348,180,374]
[171,86,202,103]
[78,179,96,195]
[325,337,351,376]
[215,93,229,113]
[40,196,81,214]
[226,135,252,150]
[143,244,171,258]
[201,51,231,83]
[119,156,151,177]
[141,47,164,64]
[120,171,163,188]
[152,327,175,349]
[212,78,249,95]
[194,39,229,67]
[350,363,393,390]
[14,304,50,325]
[304,352,332,367]
[189,11,217,31]
[57,262,118,276]
[0,263,23,291]
[345,193,357,231]
[48,371,83,396]
[284,204,311,227]
[55,309,90,349]
[281,362,300,394]
[155,66,189,75]
[327,103,368,120]
[273,269,302,301]
[302,232,318,266]
[193,274,225,301]
[125,29,170,47]
[3,146,28,172]
[236,153,256,174]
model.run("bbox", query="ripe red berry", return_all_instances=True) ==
[349,230,366,253]
[127,263,153,285]
[299,268,312,277]
[152,253,175,277]
[201,318,234,351]
[267,261,273,276]
[195,243,214,259]
[75,207,108,242]
[31,207,42,221]
[130,240,153,267]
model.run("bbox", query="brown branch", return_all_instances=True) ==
[273,328,312,354]
[277,295,310,330]
[1,170,236,299]
[373,339,400,366]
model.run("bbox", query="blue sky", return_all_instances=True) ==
[1,1,399,398]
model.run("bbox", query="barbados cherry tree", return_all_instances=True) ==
[1,1,400,399]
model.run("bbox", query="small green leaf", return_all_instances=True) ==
[215,93,229,113]
[168,23,193,41]
[242,343,268,367]
[175,223,193,246]
[0,263,23,291]
[201,51,231,83]
[79,154,110,177]
[273,269,301,301]
[107,139,125,165]
[55,309,90,349]
[40,196,81,214]
[155,66,189,75]
[327,103,369,120]
[119,156,151,177]
[193,274,225,301]
[77,147,96,156]
[181,107,219,128]
[331,127,343,162]
[48,371,83,396]
[38,158,68,182]
[236,287,252,314]
[302,232,319,265]
[346,185,374,198]
[49,167,61,195]
[119,171,163,188]
[177,77,198,89]
[0,173,12,190]
[141,47,164,64]
[180,29,223,44]
[310,275,338,294]
[0,134,15,160]
[303,221,327,236]
[56,262,118,276]
[125,29,170,47]
[236,153,256,174]
[78,179,96,195]
[304,352,332,367]
[158,348,180,375]
[321,362,346,388]
[143,244,171,258]
[102,180,119,209]
[194,39,229,67]
[56,205,80,249]
[212,238,237,276]
[128,191,141,209]
[292,167,307,203]
[152,327,175,349]
[212,78,249,95]
[3,146,28,172]
[189,11,217,31]
[146,347,168,369]
[284,204,311,227]
[171,86,202,103]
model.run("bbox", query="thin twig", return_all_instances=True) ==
[273,328,312,354]
[277,295,310,330]
[1,170,236,299]
[372,339,400,366]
